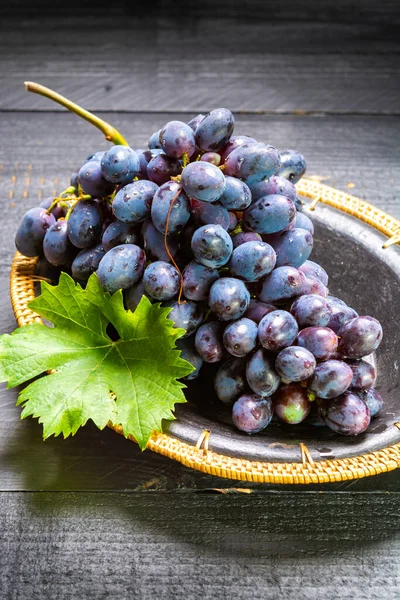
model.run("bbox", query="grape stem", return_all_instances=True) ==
[24,82,129,146]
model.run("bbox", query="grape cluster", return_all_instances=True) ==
[15,107,383,437]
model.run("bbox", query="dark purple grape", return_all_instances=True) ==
[300,275,328,298]
[97,244,146,294]
[141,220,178,262]
[246,349,281,397]
[39,197,65,220]
[360,388,383,418]
[159,121,196,158]
[151,181,191,234]
[290,294,332,327]
[78,160,115,197]
[70,172,79,193]
[102,220,140,251]
[200,152,221,166]
[258,266,306,304]
[43,220,74,267]
[191,199,230,230]
[181,161,226,203]
[209,277,250,321]
[258,310,299,352]
[195,108,235,152]
[297,326,338,361]
[321,391,371,435]
[187,114,205,132]
[228,212,238,232]
[165,300,204,338]
[113,180,158,224]
[232,394,273,433]
[348,359,377,391]
[244,300,277,324]
[36,255,60,283]
[308,359,353,399]
[275,346,316,382]
[148,129,162,149]
[229,240,276,282]
[272,228,313,268]
[223,318,258,357]
[101,145,139,185]
[277,149,306,183]
[325,296,358,333]
[143,261,180,301]
[71,244,106,282]
[219,135,257,162]
[273,383,311,424]
[299,260,329,286]
[146,153,182,185]
[338,316,383,359]
[67,199,102,249]
[307,402,326,427]
[218,176,252,210]
[248,175,297,203]
[124,279,151,312]
[242,194,296,234]
[15,207,56,257]
[231,232,262,249]
[295,212,314,235]
[225,143,280,185]
[191,224,233,268]
[214,357,247,405]
[194,321,224,363]
[176,338,203,380]
[182,260,219,301]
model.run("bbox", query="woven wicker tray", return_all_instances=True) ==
[9,179,400,484]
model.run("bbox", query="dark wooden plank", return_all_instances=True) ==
[0,16,399,113]
[1,492,400,599]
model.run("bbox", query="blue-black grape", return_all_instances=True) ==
[151,181,191,234]
[124,279,151,312]
[258,310,299,352]
[347,359,376,391]
[148,129,162,149]
[275,345,316,382]
[277,149,306,183]
[223,318,258,357]
[176,338,203,380]
[71,244,106,281]
[294,212,314,235]
[229,240,276,282]
[228,212,237,232]
[143,261,180,301]
[101,145,139,185]
[78,160,115,197]
[246,348,281,397]
[218,176,252,210]
[146,153,182,185]
[36,255,61,284]
[297,326,338,361]
[231,232,262,249]
[258,266,306,303]
[308,359,353,399]
[85,151,105,163]
[244,299,277,324]
[301,275,328,298]
[325,296,358,333]
[290,294,332,327]
[159,120,196,158]
[43,220,74,266]
[242,194,296,234]
[338,316,383,359]
[187,114,205,132]
[208,277,250,321]
[165,299,203,338]
[15,207,56,257]
[102,220,140,251]
[272,228,313,268]
[39,197,65,220]
[191,224,233,268]
[360,388,383,418]
[273,383,311,424]
[219,135,257,162]
[194,321,224,363]
[113,180,158,224]
[320,391,371,435]
[67,199,102,248]
[191,199,230,230]
[248,175,297,203]
[225,143,280,185]
[182,260,219,301]
[195,108,234,152]
[97,244,146,294]
[232,394,273,433]
[214,357,247,405]
[141,219,178,262]
[299,260,329,286]
[181,161,226,203]
[200,152,221,166]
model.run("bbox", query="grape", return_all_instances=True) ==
[148,129,162,149]
[143,261,180,301]
[219,135,257,162]
[200,152,221,166]
[273,228,313,268]
[321,391,371,435]
[325,296,358,333]
[277,149,306,183]
[275,346,316,382]
[112,180,158,225]
[36,255,60,284]
[244,299,277,324]
[225,143,280,185]
[165,299,203,338]
[191,224,233,268]
[297,326,338,361]
[176,338,203,380]
[214,357,247,405]
[195,108,234,152]
[182,260,219,301]
[232,232,262,249]
[43,220,74,266]
[141,220,178,262]
[307,402,326,427]
[100,145,139,185]
[338,316,383,359]
[102,220,140,251]
[146,153,182,185]
[151,181,191,234]
[258,310,298,352]
[347,359,376,391]
[194,321,224,363]
[15,207,56,257]
[242,194,296,234]
[181,161,226,203]
[228,212,238,232]
[360,388,383,418]
[274,384,311,424]
[218,177,252,210]
[71,244,106,282]
[187,114,205,132]
[39,197,65,220]
[299,260,329,286]
[78,160,115,197]
[159,120,196,158]
[290,294,332,327]
[294,212,314,235]
[258,266,306,303]
[223,318,258,357]
[209,277,250,321]
[248,175,297,203]
[124,279,151,311]
[70,172,79,193]
[97,244,146,294]
[191,199,230,230]
[86,151,105,163]
[301,276,328,298]
[232,394,273,433]
[67,199,102,249]
[229,241,276,282]
[308,359,353,399]
[246,348,280,397]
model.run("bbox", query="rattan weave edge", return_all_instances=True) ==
[9,180,400,484]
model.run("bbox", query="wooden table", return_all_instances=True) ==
[1,2,400,598]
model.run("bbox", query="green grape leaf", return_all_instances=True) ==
[0,273,194,449]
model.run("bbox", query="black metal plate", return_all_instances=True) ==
[165,202,400,463]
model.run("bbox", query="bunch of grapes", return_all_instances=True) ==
[15,107,383,437]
